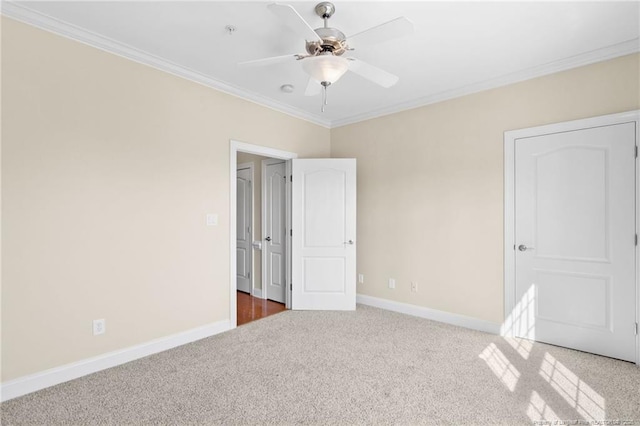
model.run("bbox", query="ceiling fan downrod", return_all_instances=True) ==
[315,2,335,28]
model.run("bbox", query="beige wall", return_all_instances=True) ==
[331,53,640,324]
[236,152,272,292]
[1,17,330,381]
[3,14,639,384]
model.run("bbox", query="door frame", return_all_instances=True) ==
[236,162,254,295]
[503,110,640,365]
[229,140,297,329]
[261,158,287,303]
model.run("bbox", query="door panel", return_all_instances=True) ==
[303,169,346,247]
[534,147,609,261]
[514,122,636,361]
[236,167,252,294]
[265,161,286,303]
[534,271,610,330]
[292,159,356,310]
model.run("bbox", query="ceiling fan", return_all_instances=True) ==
[238,2,414,111]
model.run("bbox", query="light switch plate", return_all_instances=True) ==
[206,213,218,226]
[93,319,105,336]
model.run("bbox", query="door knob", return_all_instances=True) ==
[265,236,272,242]
[343,240,354,245]
[518,244,533,251]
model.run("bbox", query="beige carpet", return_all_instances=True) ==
[2,305,639,425]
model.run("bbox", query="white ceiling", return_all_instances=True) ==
[5,1,639,127]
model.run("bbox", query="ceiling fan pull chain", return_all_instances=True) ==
[321,84,327,112]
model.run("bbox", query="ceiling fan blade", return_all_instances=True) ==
[268,3,323,43]
[237,54,300,68]
[347,17,414,49]
[348,59,399,88]
[304,77,322,96]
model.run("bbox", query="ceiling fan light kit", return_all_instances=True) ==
[301,53,348,85]
[239,2,414,112]
[301,52,349,111]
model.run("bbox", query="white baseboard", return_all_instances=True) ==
[1,319,232,402]
[252,288,263,298]
[356,294,501,335]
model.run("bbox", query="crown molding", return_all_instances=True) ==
[1,2,332,129]
[3,2,638,130]
[331,38,640,128]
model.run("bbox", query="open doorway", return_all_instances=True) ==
[230,140,358,328]
[231,141,297,327]
[236,152,289,325]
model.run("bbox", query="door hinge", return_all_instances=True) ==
[636,234,638,246]
[635,322,638,335]
[636,145,638,158]
[290,175,293,182]
[248,272,250,279]
[290,283,292,291]
[290,229,293,237]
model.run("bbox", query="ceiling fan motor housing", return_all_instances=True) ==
[306,27,347,56]
[306,2,347,56]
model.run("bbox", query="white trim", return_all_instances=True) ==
[285,160,293,310]
[636,115,640,367]
[3,2,637,130]
[503,110,640,365]
[1,2,331,129]
[331,39,640,128]
[261,158,287,304]
[252,288,263,299]
[230,141,297,329]
[237,163,254,170]
[356,294,501,335]
[1,320,231,402]
[503,120,517,339]
[236,162,255,296]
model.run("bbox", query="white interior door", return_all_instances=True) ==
[291,159,356,310]
[264,160,286,304]
[514,122,636,361]
[236,166,252,294]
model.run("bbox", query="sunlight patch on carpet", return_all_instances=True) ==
[479,343,521,392]
[539,352,605,421]
[504,336,534,360]
[526,390,560,423]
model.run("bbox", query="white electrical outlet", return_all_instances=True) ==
[93,319,106,336]
[388,278,396,289]
[411,282,418,292]
[358,274,364,284]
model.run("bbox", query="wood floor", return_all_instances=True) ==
[237,291,286,326]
